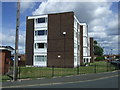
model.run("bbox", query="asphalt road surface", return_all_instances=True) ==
[2,71,119,89]
[23,75,119,88]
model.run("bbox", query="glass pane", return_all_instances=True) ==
[38,18,45,23]
[37,43,44,48]
[38,30,44,35]
[35,55,47,62]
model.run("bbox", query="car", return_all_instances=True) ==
[110,59,120,69]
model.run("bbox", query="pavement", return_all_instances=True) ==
[2,70,119,88]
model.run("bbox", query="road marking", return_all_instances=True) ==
[1,75,119,88]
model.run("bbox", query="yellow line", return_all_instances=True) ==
[1,75,119,88]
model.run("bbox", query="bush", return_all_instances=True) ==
[95,56,105,61]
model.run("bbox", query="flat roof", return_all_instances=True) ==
[0,46,14,52]
[27,11,74,18]
[27,11,87,26]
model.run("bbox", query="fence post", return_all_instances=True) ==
[115,64,117,70]
[18,66,20,79]
[52,66,54,77]
[107,62,108,72]
[117,63,119,70]
[109,63,111,71]
[94,64,96,73]
[77,65,79,75]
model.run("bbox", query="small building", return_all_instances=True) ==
[0,46,14,75]
[26,11,94,68]
[11,54,26,66]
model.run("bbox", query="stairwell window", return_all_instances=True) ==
[35,43,47,49]
[36,18,45,23]
[35,55,47,62]
[36,17,47,23]
[35,30,47,36]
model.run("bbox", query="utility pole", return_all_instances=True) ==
[13,0,20,81]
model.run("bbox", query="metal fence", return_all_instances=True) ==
[2,62,118,81]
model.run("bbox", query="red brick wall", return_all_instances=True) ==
[0,52,5,75]
[0,50,11,75]
[90,37,94,63]
[47,12,74,68]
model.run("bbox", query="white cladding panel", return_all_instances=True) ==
[88,48,90,56]
[28,15,48,19]
[33,15,48,67]
[74,16,80,67]
[83,25,88,37]
[87,37,90,56]
[34,36,47,41]
[83,48,88,56]
[74,19,78,29]
[35,23,47,28]
[34,61,47,67]
[83,37,88,47]
[74,56,78,67]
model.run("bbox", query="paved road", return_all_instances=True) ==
[32,75,118,88]
[2,71,119,88]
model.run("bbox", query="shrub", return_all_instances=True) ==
[95,56,105,61]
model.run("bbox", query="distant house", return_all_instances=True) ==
[104,55,120,61]
[11,54,26,66]
[0,46,14,75]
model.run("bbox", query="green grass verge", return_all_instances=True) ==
[2,61,116,81]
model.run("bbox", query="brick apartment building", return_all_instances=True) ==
[0,46,14,75]
[26,12,94,68]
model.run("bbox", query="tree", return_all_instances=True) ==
[94,40,104,56]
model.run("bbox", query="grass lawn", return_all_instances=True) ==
[2,61,116,81]
[90,61,116,73]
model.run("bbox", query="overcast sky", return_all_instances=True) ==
[1,0,119,55]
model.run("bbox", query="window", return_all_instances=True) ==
[38,43,44,48]
[35,55,47,62]
[86,58,88,63]
[84,58,86,62]
[35,30,47,36]
[35,43,47,49]
[38,30,44,35]
[36,18,45,23]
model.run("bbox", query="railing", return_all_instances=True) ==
[2,61,117,81]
